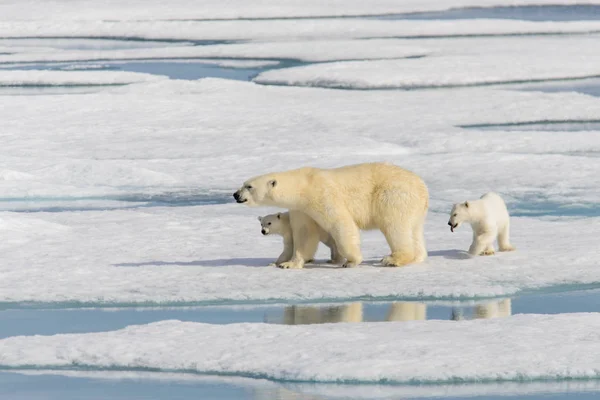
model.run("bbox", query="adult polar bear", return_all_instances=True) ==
[234,162,429,268]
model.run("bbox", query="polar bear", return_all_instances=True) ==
[233,162,429,268]
[258,211,344,266]
[448,192,515,256]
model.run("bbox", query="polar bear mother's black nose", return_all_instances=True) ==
[233,191,240,201]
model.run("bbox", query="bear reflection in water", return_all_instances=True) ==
[270,299,511,325]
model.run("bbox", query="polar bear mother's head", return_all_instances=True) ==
[233,174,279,207]
[234,168,311,208]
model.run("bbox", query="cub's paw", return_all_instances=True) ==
[278,261,304,269]
[268,262,277,267]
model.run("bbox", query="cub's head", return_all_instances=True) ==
[233,174,278,207]
[258,213,285,236]
[448,201,470,232]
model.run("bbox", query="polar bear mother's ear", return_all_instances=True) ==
[464,201,469,208]
[268,179,277,188]
[258,216,263,222]
[277,213,281,219]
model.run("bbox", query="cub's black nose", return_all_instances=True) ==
[448,221,452,226]
[261,229,267,235]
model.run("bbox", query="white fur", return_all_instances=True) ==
[448,192,516,256]
[258,211,343,267]
[235,162,429,268]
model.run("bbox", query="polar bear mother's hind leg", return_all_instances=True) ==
[380,223,416,267]
[498,222,516,252]
[412,216,428,263]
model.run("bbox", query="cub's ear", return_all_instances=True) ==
[257,216,263,222]
[277,213,281,219]
[268,179,277,188]
[464,201,469,208]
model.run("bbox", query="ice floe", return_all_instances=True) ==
[0,70,166,86]
[0,203,598,305]
[2,313,600,384]
[2,0,600,21]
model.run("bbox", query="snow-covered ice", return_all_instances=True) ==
[0,78,598,304]
[3,19,600,43]
[2,313,600,384]
[0,39,431,64]
[0,70,166,86]
[2,0,600,395]
[2,0,600,21]
[0,204,598,305]
[253,36,600,89]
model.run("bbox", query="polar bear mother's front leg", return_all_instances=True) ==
[328,217,363,268]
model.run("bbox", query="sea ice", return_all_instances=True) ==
[2,313,600,384]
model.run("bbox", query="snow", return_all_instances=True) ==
[0,39,431,64]
[0,204,598,305]
[1,0,600,394]
[1,78,598,198]
[2,19,600,43]
[2,0,600,21]
[253,36,600,89]
[2,313,600,384]
[0,70,166,86]
[0,77,597,305]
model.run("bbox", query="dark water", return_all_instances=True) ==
[0,191,233,213]
[3,60,268,81]
[2,290,600,398]
[508,199,600,218]
[375,5,600,22]
[3,289,600,339]
[514,78,600,98]
[109,61,266,81]
[3,371,600,400]
[459,120,600,132]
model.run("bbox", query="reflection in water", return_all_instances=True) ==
[451,299,512,321]
[385,302,427,321]
[283,302,363,325]
[275,299,511,325]
[253,386,325,400]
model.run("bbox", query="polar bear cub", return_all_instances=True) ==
[448,192,515,256]
[258,211,344,266]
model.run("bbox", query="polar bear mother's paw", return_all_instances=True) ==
[499,245,516,252]
[381,253,414,267]
[278,261,304,269]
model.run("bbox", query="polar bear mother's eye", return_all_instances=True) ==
[453,213,457,217]
[245,185,253,190]
[268,222,271,226]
